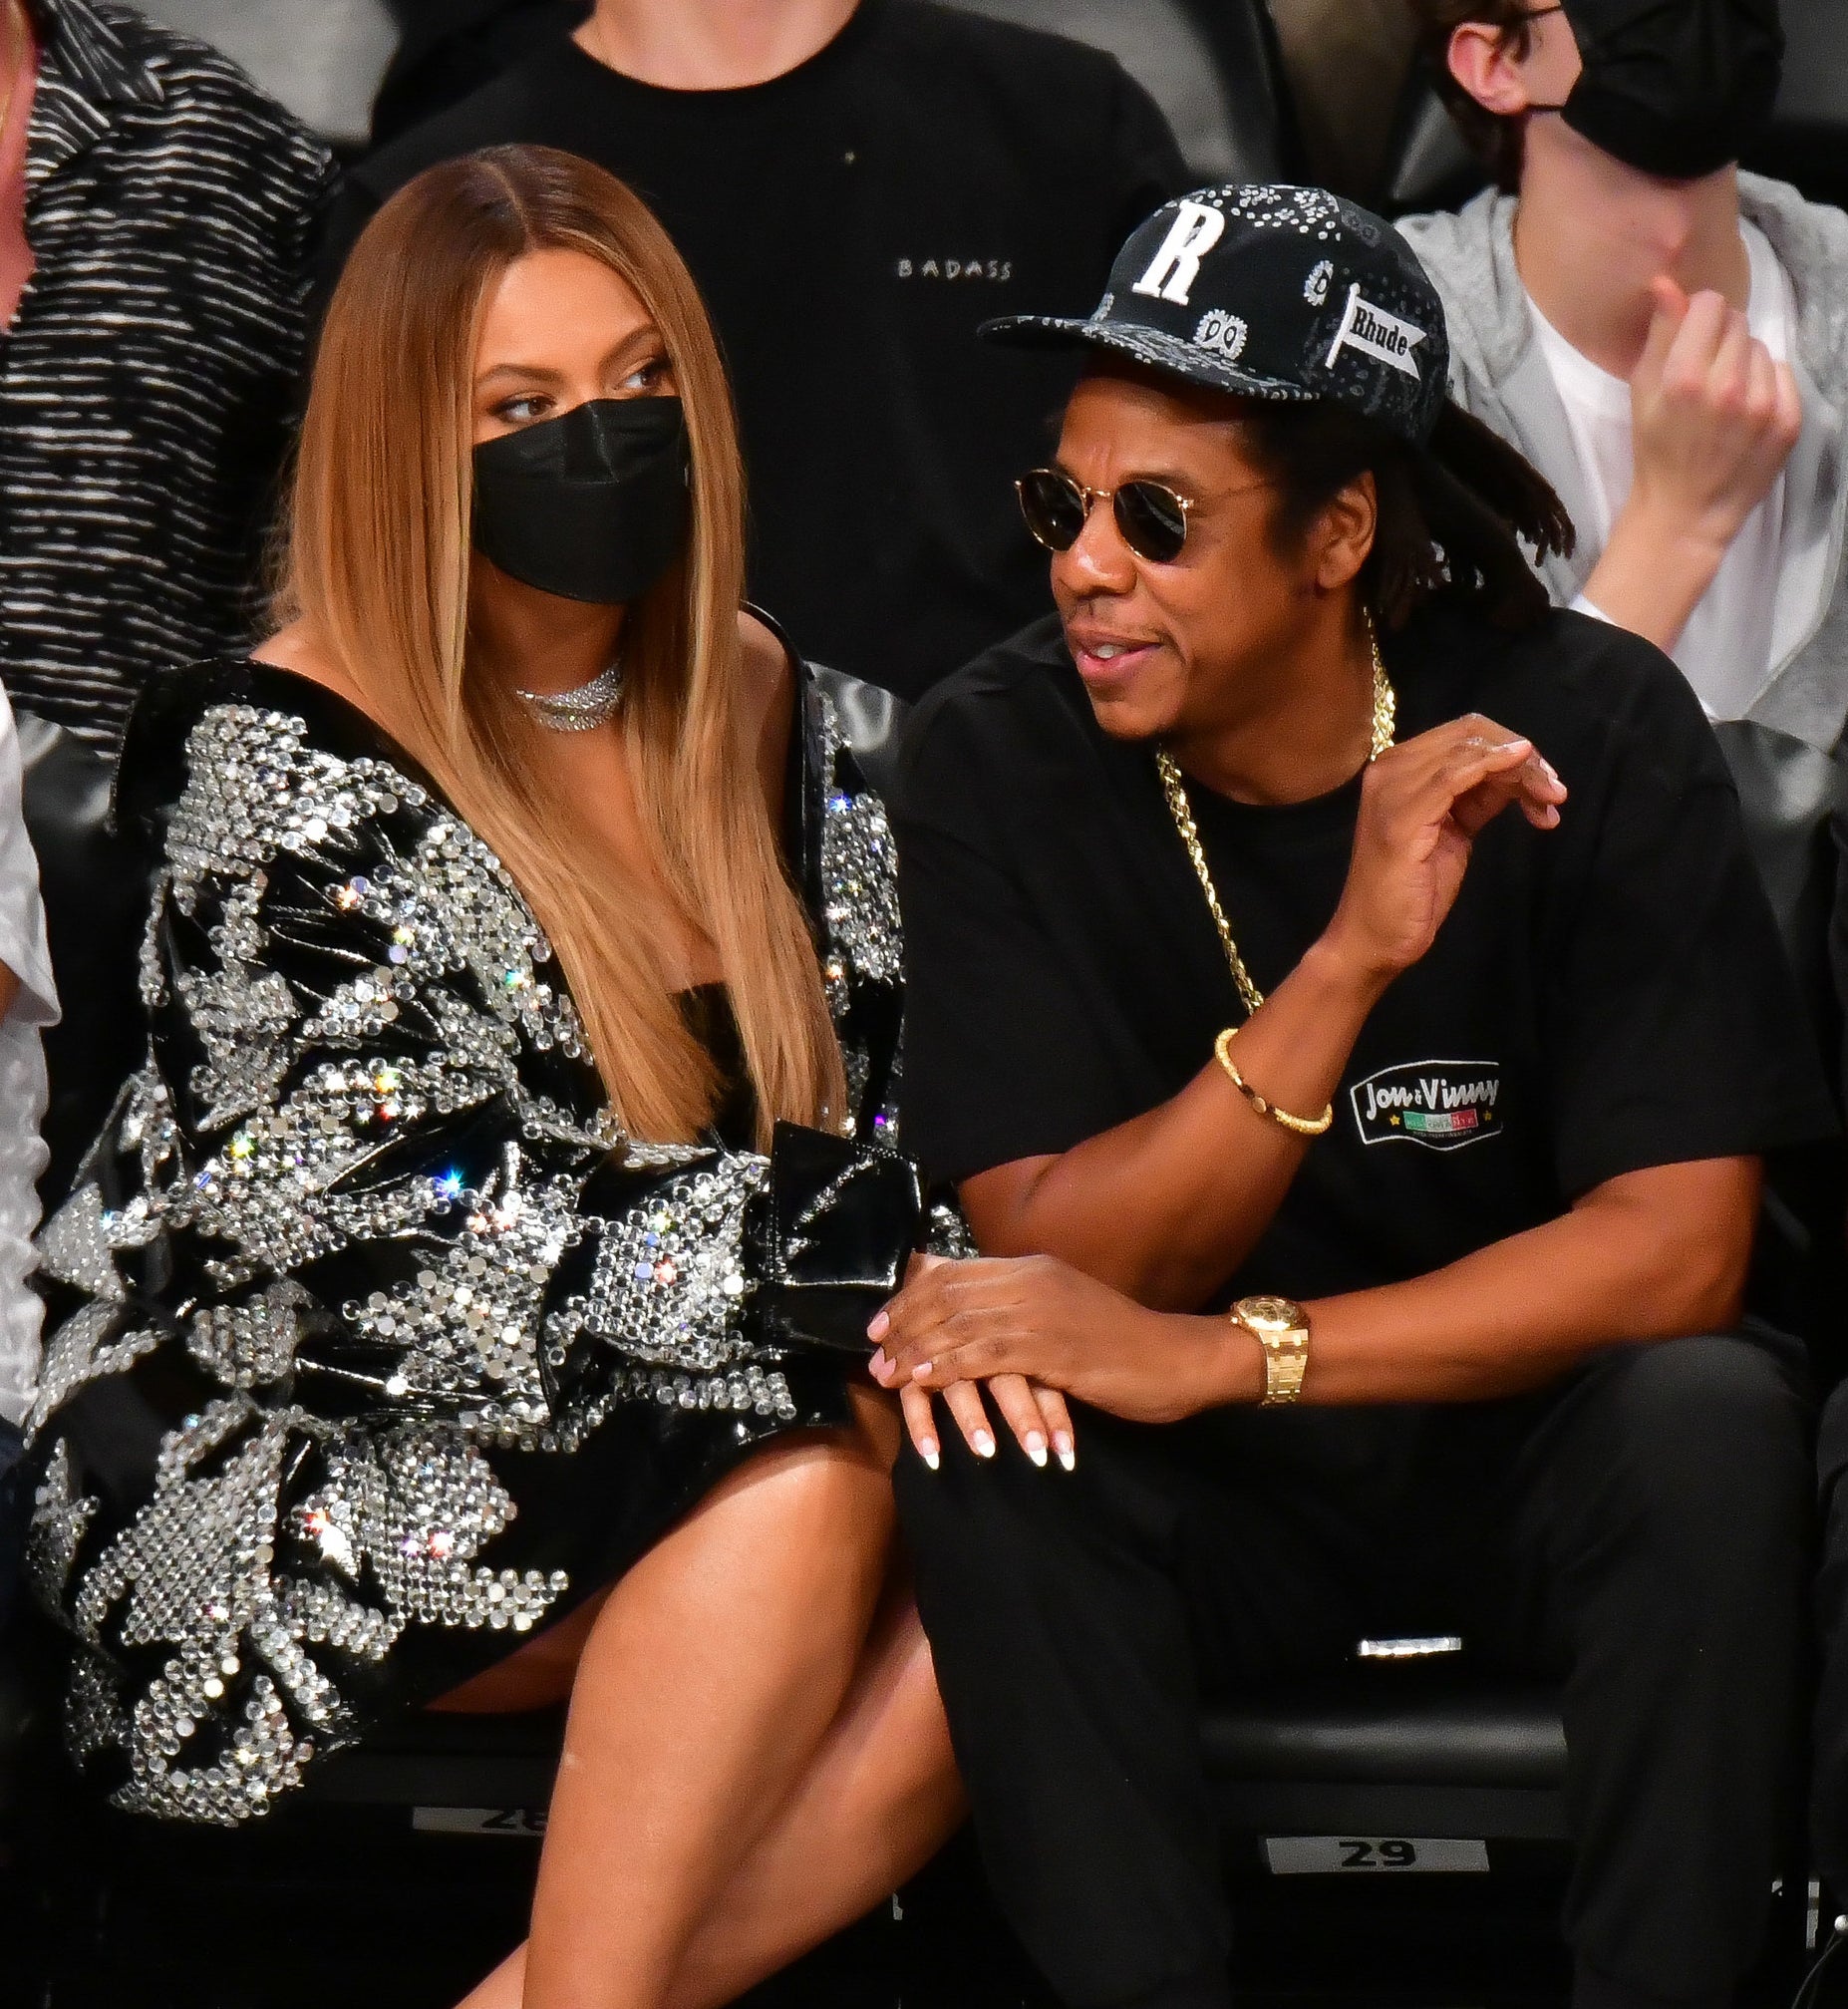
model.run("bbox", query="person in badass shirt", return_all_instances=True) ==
[870,187,1835,2009]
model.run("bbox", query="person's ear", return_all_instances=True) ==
[1312,473,1376,595]
[1447,20,1540,117]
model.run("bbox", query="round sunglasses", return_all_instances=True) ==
[1015,467,1194,565]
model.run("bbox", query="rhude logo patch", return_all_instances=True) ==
[1326,282,1427,381]
[1351,1060,1501,1152]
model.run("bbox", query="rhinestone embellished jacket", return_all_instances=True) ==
[25,654,908,1823]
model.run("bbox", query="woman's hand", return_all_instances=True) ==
[867,1253,1251,1455]
[889,1368,1078,1475]
[1321,713,1565,986]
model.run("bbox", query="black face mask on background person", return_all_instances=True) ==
[1527,0,1784,182]
[471,395,692,605]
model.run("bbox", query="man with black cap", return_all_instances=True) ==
[872,185,1832,2009]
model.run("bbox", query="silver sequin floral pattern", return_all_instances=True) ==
[29,671,910,1823]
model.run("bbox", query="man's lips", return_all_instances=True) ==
[1067,631,1161,689]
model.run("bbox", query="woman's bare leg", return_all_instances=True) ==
[457,1585,963,2009]
[490,1397,899,2009]
[666,1586,962,2009]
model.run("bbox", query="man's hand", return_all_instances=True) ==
[1585,277,1803,652]
[868,1253,1254,1459]
[1318,715,1565,987]
[1630,277,1803,554]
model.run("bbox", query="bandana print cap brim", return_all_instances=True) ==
[980,314,1319,409]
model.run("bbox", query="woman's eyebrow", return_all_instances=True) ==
[475,360,567,387]
[600,326,666,369]
[474,329,665,391]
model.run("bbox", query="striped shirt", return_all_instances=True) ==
[0,0,334,746]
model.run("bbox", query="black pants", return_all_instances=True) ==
[1808,1381,1848,1895]
[896,1332,1811,2009]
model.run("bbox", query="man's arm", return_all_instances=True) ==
[961,715,1564,1311]
[871,1155,1759,1421]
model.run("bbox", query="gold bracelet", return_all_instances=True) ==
[1213,1028,1334,1138]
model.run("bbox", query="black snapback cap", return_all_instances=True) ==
[983,184,1450,447]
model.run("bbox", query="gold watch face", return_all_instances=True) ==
[1238,1295,1305,1333]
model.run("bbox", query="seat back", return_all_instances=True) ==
[370,0,590,148]
[1377,67,1485,217]
[1746,0,1848,212]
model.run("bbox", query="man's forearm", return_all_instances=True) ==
[1167,1157,1759,1412]
[1581,495,1732,655]
[966,935,1385,1309]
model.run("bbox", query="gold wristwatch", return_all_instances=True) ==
[1233,1296,1311,1406]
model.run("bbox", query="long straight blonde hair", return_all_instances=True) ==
[280,145,844,1148]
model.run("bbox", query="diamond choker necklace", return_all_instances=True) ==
[516,660,624,733]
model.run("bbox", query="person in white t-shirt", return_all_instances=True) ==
[1395,0,1848,1941]
[1522,220,1795,721]
[1396,0,1830,731]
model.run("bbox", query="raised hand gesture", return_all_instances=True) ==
[1323,714,1565,985]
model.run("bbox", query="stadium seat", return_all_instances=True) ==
[370,0,590,150]
[289,1652,1571,1853]
[1204,1661,1566,1848]
[1377,0,1848,217]
[1745,0,1848,214]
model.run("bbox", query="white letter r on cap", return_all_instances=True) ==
[1130,201,1226,307]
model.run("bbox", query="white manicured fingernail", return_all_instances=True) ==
[1055,1435,1077,1473]
[921,1441,940,1472]
[1025,1432,1048,1468]
[973,1430,996,1459]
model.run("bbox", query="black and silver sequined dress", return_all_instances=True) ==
[24,653,915,1824]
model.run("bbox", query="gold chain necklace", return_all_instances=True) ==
[1156,616,1395,1019]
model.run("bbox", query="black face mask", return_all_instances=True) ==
[1530,0,1784,181]
[471,396,691,605]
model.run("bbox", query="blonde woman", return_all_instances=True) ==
[24,147,974,2008]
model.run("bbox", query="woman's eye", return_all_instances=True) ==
[620,357,668,393]
[493,394,550,424]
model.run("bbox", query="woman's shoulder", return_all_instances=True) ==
[117,654,446,846]
[739,607,794,721]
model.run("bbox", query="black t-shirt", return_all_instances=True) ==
[336,2,1187,702]
[893,605,1838,1310]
